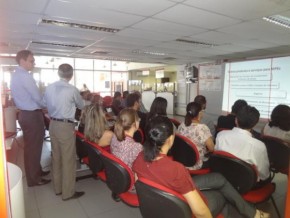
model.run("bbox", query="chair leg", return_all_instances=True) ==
[270,196,281,218]
[111,193,121,202]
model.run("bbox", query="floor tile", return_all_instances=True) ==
[39,200,88,218]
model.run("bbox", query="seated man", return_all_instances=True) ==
[215,105,270,184]
[216,99,248,131]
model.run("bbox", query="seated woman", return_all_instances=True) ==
[84,104,113,147]
[78,93,103,133]
[146,97,167,122]
[262,104,290,144]
[177,102,215,169]
[133,116,268,218]
[110,108,143,170]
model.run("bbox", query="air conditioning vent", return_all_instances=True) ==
[31,41,85,48]
[176,39,217,47]
[91,51,110,55]
[41,19,120,33]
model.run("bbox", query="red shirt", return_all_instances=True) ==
[133,152,196,195]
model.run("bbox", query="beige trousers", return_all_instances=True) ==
[49,120,76,199]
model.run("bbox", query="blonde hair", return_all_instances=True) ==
[114,108,139,141]
[84,104,108,143]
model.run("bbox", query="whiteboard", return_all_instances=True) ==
[198,64,224,116]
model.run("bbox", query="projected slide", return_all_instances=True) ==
[222,56,290,119]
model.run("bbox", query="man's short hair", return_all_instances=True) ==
[231,99,248,114]
[236,105,260,129]
[126,93,140,107]
[58,64,73,79]
[194,95,206,109]
[16,50,33,65]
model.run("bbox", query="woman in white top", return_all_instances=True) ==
[177,102,215,170]
[262,104,290,144]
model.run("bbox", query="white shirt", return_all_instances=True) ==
[216,127,270,181]
[263,123,290,143]
[43,79,84,120]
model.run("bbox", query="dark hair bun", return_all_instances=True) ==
[149,128,160,141]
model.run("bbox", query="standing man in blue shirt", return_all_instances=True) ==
[10,50,51,186]
[44,64,85,200]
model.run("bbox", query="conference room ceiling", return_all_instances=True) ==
[1,0,290,65]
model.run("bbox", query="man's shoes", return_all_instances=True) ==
[63,191,85,201]
[28,179,51,187]
[56,192,62,196]
[36,178,51,186]
[41,170,50,177]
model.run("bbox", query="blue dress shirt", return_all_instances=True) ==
[43,79,84,121]
[10,66,44,110]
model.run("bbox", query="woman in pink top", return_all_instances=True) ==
[110,108,143,170]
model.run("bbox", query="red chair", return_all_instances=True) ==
[135,177,193,218]
[101,150,139,207]
[103,96,113,107]
[261,135,290,175]
[135,177,223,218]
[169,118,181,128]
[209,151,280,218]
[84,140,107,182]
[170,133,210,175]
[75,131,88,164]
[133,128,145,144]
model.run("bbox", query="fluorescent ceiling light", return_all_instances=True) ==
[263,15,290,29]
[41,19,120,33]
[31,41,85,48]
[132,50,168,56]
[0,53,16,57]
[176,39,217,47]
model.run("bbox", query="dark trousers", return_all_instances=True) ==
[18,110,45,186]
[194,173,256,218]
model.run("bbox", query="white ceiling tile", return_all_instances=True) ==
[116,28,178,41]
[95,0,176,16]
[132,18,206,36]
[45,1,144,28]
[1,0,290,64]
[184,0,290,20]
[154,4,242,29]
[189,31,242,44]
[0,0,49,13]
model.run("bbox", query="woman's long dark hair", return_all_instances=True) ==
[147,97,168,122]
[184,102,202,126]
[269,104,290,131]
[143,116,174,162]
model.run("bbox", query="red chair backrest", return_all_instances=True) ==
[103,96,113,107]
[209,151,258,194]
[261,135,290,173]
[135,177,193,218]
[170,133,200,167]
[101,150,135,194]
[75,130,88,160]
[170,118,181,128]
[84,140,105,174]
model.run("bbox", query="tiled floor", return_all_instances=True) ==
[7,130,288,218]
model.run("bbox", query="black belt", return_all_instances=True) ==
[21,109,42,112]
[50,117,75,124]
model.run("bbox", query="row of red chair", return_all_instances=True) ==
[76,131,223,218]
[169,133,281,218]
